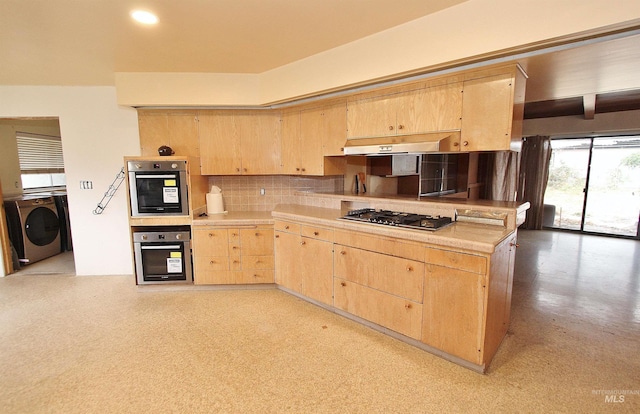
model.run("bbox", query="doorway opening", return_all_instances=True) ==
[543,135,640,239]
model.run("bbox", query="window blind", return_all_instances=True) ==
[16,132,65,173]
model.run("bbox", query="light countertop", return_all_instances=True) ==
[272,204,514,254]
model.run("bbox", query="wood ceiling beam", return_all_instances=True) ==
[583,94,596,119]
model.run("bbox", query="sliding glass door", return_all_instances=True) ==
[544,136,640,238]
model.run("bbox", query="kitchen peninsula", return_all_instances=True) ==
[191,191,529,372]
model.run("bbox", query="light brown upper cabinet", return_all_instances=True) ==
[281,101,346,176]
[441,66,527,152]
[137,110,200,158]
[346,82,462,139]
[199,110,282,175]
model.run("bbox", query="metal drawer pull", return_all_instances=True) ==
[313,231,319,236]
[406,266,413,272]
[340,282,346,287]
[340,251,346,255]
[405,303,412,309]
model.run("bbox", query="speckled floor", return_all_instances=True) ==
[0,230,638,413]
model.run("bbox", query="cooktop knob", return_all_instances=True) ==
[175,234,182,240]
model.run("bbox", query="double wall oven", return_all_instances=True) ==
[128,159,193,284]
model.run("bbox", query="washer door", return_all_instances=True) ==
[25,207,60,246]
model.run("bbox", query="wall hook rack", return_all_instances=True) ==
[93,167,125,215]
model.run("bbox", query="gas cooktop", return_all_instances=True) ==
[339,208,453,231]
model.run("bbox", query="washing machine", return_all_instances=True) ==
[4,196,61,265]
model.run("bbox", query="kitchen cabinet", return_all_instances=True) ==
[280,101,347,176]
[192,226,274,284]
[421,235,516,367]
[137,110,200,158]
[440,67,526,152]
[346,82,462,139]
[199,110,282,175]
[274,221,334,305]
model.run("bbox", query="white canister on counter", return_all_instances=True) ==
[206,186,227,214]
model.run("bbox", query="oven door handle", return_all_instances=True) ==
[136,174,178,179]
[140,245,182,250]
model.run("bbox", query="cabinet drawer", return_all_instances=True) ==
[334,245,424,303]
[194,256,229,272]
[300,225,334,242]
[334,229,423,261]
[425,248,486,274]
[194,270,232,285]
[234,269,275,284]
[274,221,300,234]
[334,278,423,340]
[242,255,275,270]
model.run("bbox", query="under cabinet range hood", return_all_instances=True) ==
[343,131,460,155]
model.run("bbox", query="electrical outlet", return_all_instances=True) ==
[260,188,265,196]
[80,180,93,189]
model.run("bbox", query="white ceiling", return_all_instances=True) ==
[1,0,640,107]
[0,0,465,85]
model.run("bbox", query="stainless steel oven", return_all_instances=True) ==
[128,160,189,217]
[133,229,193,284]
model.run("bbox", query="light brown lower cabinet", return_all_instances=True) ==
[193,226,274,284]
[274,221,334,306]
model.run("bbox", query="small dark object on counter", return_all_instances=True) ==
[354,174,359,194]
[199,212,208,217]
[158,145,174,156]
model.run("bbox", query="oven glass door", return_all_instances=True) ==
[133,172,184,215]
[139,243,188,282]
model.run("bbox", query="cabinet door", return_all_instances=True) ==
[300,237,333,305]
[237,112,282,174]
[280,111,301,174]
[192,228,229,256]
[422,264,485,364]
[240,228,274,256]
[322,101,347,156]
[274,231,302,293]
[461,73,514,151]
[334,245,424,303]
[138,111,199,158]
[346,94,396,139]
[198,112,242,174]
[397,83,462,135]
[299,107,325,175]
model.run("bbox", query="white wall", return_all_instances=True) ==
[0,86,140,276]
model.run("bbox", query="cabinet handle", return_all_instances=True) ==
[340,250,346,255]
[256,260,263,264]
[243,168,248,172]
[255,232,260,236]
[275,234,280,238]
[453,142,459,147]
[233,260,239,264]
[340,281,346,287]
[463,141,469,146]
[209,260,215,265]
[296,168,301,171]
[300,241,306,246]
[232,246,239,250]
[405,303,413,309]
[208,233,214,237]
[301,168,306,172]
[253,274,260,278]
[388,125,394,131]
[236,168,241,172]
[510,243,520,248]
[313,231,319,236]
[397,124,404,130]
[285,225,290,229]
[406,265,413,272]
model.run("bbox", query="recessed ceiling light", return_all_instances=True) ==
[131,10,158,25]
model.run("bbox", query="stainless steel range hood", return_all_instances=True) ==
[343,131,460,155]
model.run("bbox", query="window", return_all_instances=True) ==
[16,132,66,190]
[544,135,640,238]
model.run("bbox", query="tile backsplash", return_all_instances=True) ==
[207,175,344,211]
